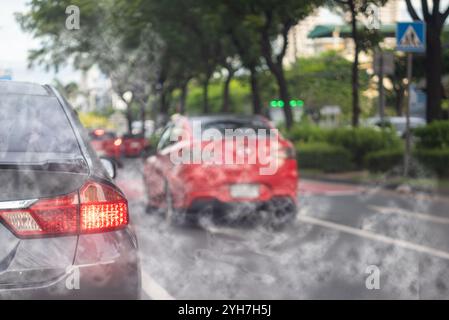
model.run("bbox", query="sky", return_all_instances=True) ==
[0,0,79,84]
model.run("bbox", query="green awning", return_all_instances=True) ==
[308,24,396,38]
[308,24,449,39]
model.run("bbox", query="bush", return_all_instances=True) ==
[414,148,449,177]
[286,124,329,144]
[364,149,404,173]
[296,142,353,173]
[413,121,449,149]
[327,127,402,169]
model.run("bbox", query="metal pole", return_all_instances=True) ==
[404,52,413,177]
[378,50,385,124]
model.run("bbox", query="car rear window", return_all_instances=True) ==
[195,119,272,137]
[0,94,82,163]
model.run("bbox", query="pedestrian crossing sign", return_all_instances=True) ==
[396,22,426,53]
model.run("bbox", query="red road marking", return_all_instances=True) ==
[299,179,362,195]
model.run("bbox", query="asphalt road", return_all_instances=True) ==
[117,158,449,299]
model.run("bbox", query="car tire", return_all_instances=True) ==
[266,200,297,231]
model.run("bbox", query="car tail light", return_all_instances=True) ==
[79,181,128,233]
[0,192,78,237]
[0,181,128,238]
[114,138,122,146]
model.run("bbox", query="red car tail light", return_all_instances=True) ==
[0,192,78,237]
[114,138,122,146]
[0,181,128,238]
[79,181,128,233]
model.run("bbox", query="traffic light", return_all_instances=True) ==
[270,99,304,108]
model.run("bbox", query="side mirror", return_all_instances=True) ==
[100,157,117,179]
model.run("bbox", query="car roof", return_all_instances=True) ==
[0,80,51,96]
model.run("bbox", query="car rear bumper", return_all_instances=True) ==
[177,196,297,225]
[173,160,298,209]
[0,228,141,300]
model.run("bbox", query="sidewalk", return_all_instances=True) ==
[301,170,449,197]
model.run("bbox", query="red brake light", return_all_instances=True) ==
[79,181,128,233]
[94,129,105,136]
[114,138,122,146]
[0,181,128,238]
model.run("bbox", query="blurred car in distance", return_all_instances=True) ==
[143,114,298,229]
[122,133,150,157]
[88,129,123,167]
[365,116,426,137]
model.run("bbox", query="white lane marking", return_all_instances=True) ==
[297,214,449,261]
[141,270,175,300]
[205,225,244,238]
[369,205,449,225]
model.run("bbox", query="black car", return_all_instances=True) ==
[0,81,140,299]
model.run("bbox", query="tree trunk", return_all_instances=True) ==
[249,66,262,115]
[425,22,443,122]
[273,64,293,128]
[202,77,210,114]
[138,97,146,138]
[350,1,360,127]
[179,81,188,114]
[160,89,168,116]
[222,69,233,113]
[394,86,404,116]
[126,103,133,134]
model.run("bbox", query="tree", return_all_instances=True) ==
[405,0,449,122]
[332,0,386,127]
[17,0,162,134]
[217,0,264,115]
[253,0,323,129]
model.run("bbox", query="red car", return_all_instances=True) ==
[143,115,298,228]
[122,133,149,157]
[88,129,123,166]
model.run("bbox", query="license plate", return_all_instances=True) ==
[131,142,141,148]
[230,184,260,199]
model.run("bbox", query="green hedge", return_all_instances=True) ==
[413,121,449,149]
[415,148,449,177]
[296,142,353,173]
[364,149,404,173]
[326,127,402,168]
[286,125,329,144]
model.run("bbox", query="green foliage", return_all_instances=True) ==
[364,148,404,173]
[295,142,353,172]
[414,149,449,177]
[287,51,370,119]
[413,121,449,149]
[285,125,329,143]
[327,127,402,168]
[186,78,252,114]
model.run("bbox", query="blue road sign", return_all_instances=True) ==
[396,22,426,53]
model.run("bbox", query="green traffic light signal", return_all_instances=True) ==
[270,99,303,108]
